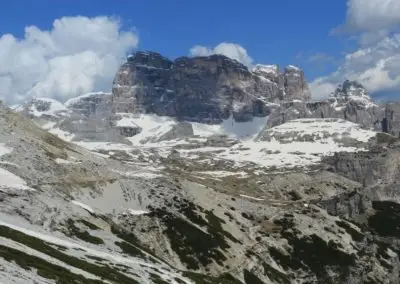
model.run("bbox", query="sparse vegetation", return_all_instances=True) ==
[243,269,264,284]
[110,224,163,264]
[150,207,229,269]
[65,219,104,245]
[369,201,400,237]
[0,225,140,284]
[0,245,105,284]
[79,219,100,230]
[149,273,170,284]
[335,220,364,242]
[262,262,290,284]
[115,241,146,259]
[272,214,358,282]
[376,132,398,145]
[241,212,255,221]
[183,271,243,284]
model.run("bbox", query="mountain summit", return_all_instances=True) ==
[112,51,311,123]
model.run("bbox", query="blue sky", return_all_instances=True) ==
[0,0,399,103]
[0,0,348,79]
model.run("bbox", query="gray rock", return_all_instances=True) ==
[111,51,311,123]
[267,80,384,130]
[283,65,311,101]
[317,191,368,218]
[156,122,193,142]
[384,102,400,137]
[60,92,132,143]
[322,141,400,202]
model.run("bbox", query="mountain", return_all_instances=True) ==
[112,51,310,123]
[3,51,400,283]
[267,80,385,130]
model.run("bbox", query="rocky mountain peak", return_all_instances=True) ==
[14,97,69,118]
[329,80,376,108]
[252,64,279,74]
[282,64,311,101]
[173,54,251,76]
[111,51,311,123]
[127,50,173,70]
[284,64,301,73]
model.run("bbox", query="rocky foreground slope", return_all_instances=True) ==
[2,51,400,283]
[2,102,400,283]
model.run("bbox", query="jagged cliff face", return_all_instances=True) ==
[111,51,310,123]
[267,80,385,130]
[384,102,400,137]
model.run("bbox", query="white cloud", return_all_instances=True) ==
[308,52,334,63]
[309,79,337,100]
[310,33,400,98]
[0,16,138,104]
[189,42,253,67]
[337,0,400,33]
[311,0,400,100]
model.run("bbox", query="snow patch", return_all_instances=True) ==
[71,200,94,214]
[123,209,149,216]
[115,113,176,144]
[199,171,248,178]
[111,169,163,179]
[0,168,35,191]
[285,65,301,71]
[64,92,111,107]
[47,128,75,142]
[252,64,279,74]
[240,194,265,201]
[0,144,12,157]
[55,158,79,164]
[192,116,268,139]
[180,118,377,170]
[28,98,68,117]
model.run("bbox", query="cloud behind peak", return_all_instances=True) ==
[0,16,138,104]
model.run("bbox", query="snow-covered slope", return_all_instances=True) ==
[35,105,376,171]
[64,91,111,108]
[14,97,69,118]
[175,118,376,170]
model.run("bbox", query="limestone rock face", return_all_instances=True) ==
[59,92,129,143]
[384,102,400,137]
[14,97,69,119]
[328,80,384,129]
[111,51,311,123]
[267,80,384,130]
[283,65,311,101]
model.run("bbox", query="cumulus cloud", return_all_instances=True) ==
[335,0,400,33]
[189,42,253,67]
[309,78,337,100]
[310,0,400,100]
[310,35,400,99]
[0,16,138,104]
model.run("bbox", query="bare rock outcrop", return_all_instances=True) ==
[111,51,311,123]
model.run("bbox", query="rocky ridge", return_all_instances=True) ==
[267,80,385,131]
[112,51,310,123]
